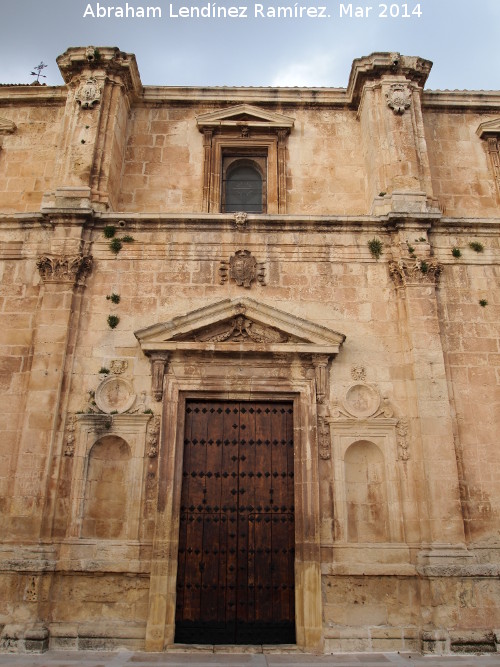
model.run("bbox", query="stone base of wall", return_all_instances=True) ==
[2,570,500,654]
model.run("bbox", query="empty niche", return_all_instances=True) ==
[344,440,389,543]
[81,435,131,539]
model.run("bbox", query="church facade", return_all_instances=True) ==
[0,47,499,654]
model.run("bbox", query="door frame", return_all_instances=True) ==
[145,370,323,652]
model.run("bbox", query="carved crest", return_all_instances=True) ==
[386,83,412,115]
[75,77,102,109]
[229,250,257,287]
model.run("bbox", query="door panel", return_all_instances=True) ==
[175,400,295,644]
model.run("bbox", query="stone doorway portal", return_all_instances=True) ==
[174,399,295,644]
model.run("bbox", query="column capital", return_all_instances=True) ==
[347,52,432,109]
[56,46,142,98]
[36,254,93,286]
[389,258,442,288]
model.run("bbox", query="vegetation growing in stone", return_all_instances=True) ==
[420,261,429,274]
[452,247,462,258]
[143,408,154,414]
[469,241,484,253]
[103,225,116,238]
[109,238,123,254]
[479,299,488,307]
[121,235,134,243]
[99,367,110,374]
[367,238,383,259]
[107,315,120,329]
[106,293,121,304]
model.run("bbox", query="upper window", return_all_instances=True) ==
[196,104,294,214]
[222,157,266,213]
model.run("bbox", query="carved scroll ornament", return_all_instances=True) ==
[150,353,169,401]
[201,315,287,344]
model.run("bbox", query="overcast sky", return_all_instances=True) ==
[1,0,499,89]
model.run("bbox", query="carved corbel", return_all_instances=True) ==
[311,354,331,404]
[150,353,169,401]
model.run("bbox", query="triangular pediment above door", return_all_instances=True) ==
[135,297,345,355]
[196,104,295,131]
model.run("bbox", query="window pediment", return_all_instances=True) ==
[196,104,294,132]
[476,117,500,139]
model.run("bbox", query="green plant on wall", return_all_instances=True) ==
[107,315,120,329]
[103,225,116,239]
[109,238,123,254]
[367,238,383,259]
[106,293,121,304]
[469,241,484,253]
[451,247,461,258]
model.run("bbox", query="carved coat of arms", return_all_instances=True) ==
[75,77,102,109]
[229,249,257,288]
[386,83,412,115]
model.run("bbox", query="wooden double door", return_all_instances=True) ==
[175,400,295,645]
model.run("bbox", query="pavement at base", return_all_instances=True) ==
[2,650,500,667]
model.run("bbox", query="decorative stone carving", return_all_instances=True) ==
[386,83,412,115]
[147,415,160,458]
[312,355,330,404]
[75,76,102,109]
[389,259,442,287]
[331,382,395,421]
[344,383,380,418]
[150,353,169,401]
[23,576,39,602]
[230,249,257,287]
[201,315,288,344]
[36,254,93,285]
[351,364,366,382]
[64,414,76,457]
[0,117,16,135]
[109,359,128,374]
[233,212,248,230]
[219,250,266,288]
[396,417,410,460]
[94,376,136,414]
[318,416,331,460]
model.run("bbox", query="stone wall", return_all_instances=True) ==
[0,48,499,654]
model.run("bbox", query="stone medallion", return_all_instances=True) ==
[344,383,380,418]
[95,376,136,414]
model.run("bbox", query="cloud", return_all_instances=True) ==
[270,50,345,87]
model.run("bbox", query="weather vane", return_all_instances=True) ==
[30,62,47,83]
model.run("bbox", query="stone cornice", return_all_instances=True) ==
[56,46,142,98]
[1,83,498,112]
[347,52,433,107]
